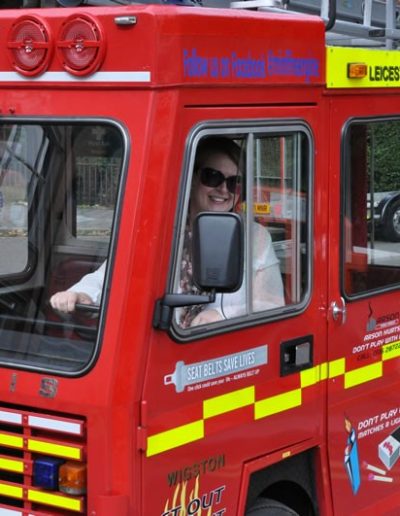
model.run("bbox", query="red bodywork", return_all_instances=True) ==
[0,4,398,516]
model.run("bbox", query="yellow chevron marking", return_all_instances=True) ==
[147,420,204,457]
[203,386,255,419]
[344,362,382,389]
[254,389,302,420]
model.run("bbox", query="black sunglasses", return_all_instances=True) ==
[199,167,241,194]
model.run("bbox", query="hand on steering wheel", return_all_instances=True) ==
[50,291,94,314]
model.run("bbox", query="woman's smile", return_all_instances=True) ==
[191,152,239,218]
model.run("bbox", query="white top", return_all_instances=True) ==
[68,260,106,305]
[205,222,285,319]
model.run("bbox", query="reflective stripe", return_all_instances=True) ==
[382,340,400,361]
[255,389,302,420]
[0,433,82,460]
[0,482,23,499]
[146,346,400,456]
[28,415,82,435]
[344,362,383,389]
[0,457,23,473]
[147,420,204,458]
[0,508,25,516]
[320,362,328,381]
[203,386,255,419]
[28,439,81,460]
[300,365,320,388]
[0,71,151,83]
[0,410,83,435]
[28,489,82,512]
[0,434,23,449]
[0,508,35,516]
[329,358,345,378]
[0,411,22,425]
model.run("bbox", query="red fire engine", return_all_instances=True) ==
[1,0,400,514]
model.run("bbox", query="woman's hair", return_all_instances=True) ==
[194,136,244,171]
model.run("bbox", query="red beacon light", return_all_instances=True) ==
[56,14,106,76]
[7,16,52,76]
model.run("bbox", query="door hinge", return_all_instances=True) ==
[137,426,147,452]
[137,399,148,452]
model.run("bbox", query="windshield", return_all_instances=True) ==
[0,121,124,374]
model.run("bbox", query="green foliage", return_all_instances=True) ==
[369,122,400,191]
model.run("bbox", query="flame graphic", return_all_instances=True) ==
[164,476,213,515]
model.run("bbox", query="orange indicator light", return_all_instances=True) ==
[59,461,87,496]
[347,63,368,79]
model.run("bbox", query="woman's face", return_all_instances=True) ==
[191,151,239,217]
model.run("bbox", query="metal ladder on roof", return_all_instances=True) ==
[231,0,400,48]
[21,0,400,48]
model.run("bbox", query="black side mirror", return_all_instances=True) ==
[153,212,243,331]
[192,212,243,292]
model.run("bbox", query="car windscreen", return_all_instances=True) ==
[0,121,124,374]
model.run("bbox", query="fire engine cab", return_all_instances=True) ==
[1,0,400,514]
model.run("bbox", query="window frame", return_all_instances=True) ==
[168,120,314,342]
[0,116,129,377]
[341,116,400,301]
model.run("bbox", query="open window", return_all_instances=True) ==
[0,120,125,373]
[170,125,311,335]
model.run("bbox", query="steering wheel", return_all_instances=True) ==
[49,302,99,340]
[75,302,100,315]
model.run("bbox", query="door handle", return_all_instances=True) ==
[331,297,347,324]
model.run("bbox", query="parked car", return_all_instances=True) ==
[368,191,400,241]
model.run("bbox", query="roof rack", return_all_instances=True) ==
[18,0,400,49]
[20,0,232,9]
[230,0,400,48]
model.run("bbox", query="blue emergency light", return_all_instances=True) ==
[33,457,65,490]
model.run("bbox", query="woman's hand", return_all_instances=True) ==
[190,309,223,327]
[50,291,94,313]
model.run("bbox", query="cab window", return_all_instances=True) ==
[0,125,39,277]
[343,119,400,296]
[172,126,311,334]
[0,121,124,373]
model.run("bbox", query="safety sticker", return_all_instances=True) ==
[164,345,268,393]
[343,409,400,496]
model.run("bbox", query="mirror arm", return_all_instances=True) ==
[153,290,216,330]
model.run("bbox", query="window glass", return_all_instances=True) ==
[0,126,36,276]
[72,126,121,243]
[344,120,400,296]
[253,134,307,306]
[173,127,310,331]
[0,121,124,373]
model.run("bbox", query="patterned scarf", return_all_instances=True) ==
[179,225,205,328]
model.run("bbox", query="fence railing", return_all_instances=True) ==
[75,156,121,207]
